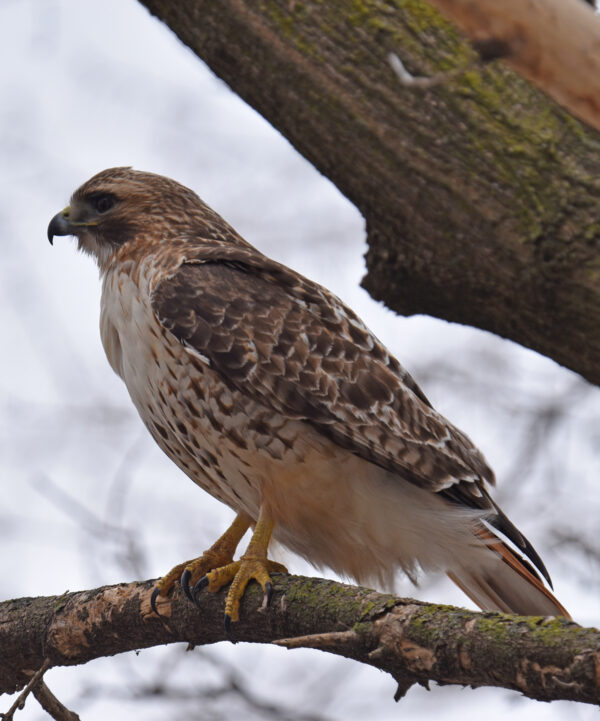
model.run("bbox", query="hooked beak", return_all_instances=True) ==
[47,207,74,245]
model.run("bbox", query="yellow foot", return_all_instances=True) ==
[150,513,251,616]
[150,549,235,615]
[198,556,287,632]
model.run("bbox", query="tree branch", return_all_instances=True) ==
[31,682,81,721]
[137,0,600,386]
[0,576,598,705]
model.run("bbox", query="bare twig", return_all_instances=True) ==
[273,630,360,650]
[1,659,50,720]
[32,682,81,721]
[388,52,467,89]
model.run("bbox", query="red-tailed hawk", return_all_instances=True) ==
[47,167,569,629]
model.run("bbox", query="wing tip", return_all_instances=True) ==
[449,526,571,620]
[486,505,554,589]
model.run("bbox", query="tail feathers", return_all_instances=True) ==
[448,526,571,619]
[487,503,553,588]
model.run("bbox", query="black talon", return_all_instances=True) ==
[150,587,161,616]
[192,575,209,606]
[265,581,274,607]
[224,613,237,643]
[181,569,193,602]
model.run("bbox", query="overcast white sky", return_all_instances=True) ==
[0,2,598,720]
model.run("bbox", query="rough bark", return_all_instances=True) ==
[137,0,600,386]
[0,576,598,705]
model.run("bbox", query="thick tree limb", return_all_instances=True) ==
[138,0,600,386]
[0,576,598,705]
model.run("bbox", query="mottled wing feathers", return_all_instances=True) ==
[152,253,494,497]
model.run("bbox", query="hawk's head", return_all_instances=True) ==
[47,167,209,269]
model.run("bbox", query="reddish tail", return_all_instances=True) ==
[448,525,570,618]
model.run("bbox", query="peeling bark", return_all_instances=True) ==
[427,0,600,133]
[137,0,600,386]
[0,576,598,705]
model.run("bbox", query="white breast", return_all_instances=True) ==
[98,262,265,513]
[100,264,157,395]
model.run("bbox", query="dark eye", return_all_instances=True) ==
[92,194,116,214]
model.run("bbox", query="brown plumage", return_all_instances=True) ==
[47,167,569,622]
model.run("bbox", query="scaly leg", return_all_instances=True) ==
[195,503,287,631]
[150,512,251,615]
